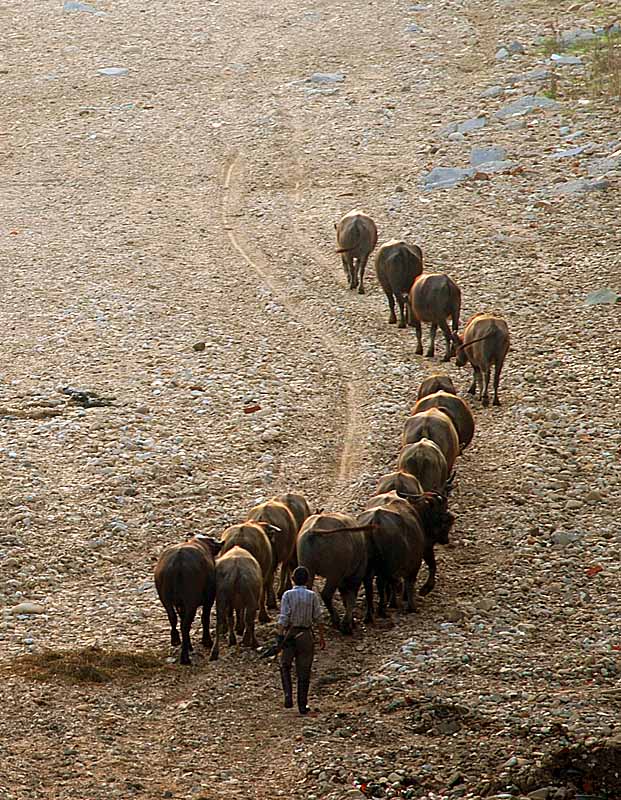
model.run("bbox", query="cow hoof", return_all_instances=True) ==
[415,347,423,356]
[358,287,365,295]
[425,350,434,358]
[180,655,191,666]
[202,637,213,649]
[388,316,397,325]
[209,650,219,662]
[171,634,181,647]
[442,354,451,362]
[493,398,501,406]
[398,322,406,329]
[482,397,490,407]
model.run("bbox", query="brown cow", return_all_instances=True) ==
[374,470,424,498]
[297,512,372,634]
[417,373,457,400]
[359,492,455,620]
[411,390,475,449]
[154,534,222,665]
[452,313,511,406]
[375,239,423,328]
[397,438,450,494]
[220,522,274,624]
[402,408,460,472]
[335,209,378,294]
[209,546,262,661]
[247,498,298,607]
[274,492,312,533]
[409,273,461,361]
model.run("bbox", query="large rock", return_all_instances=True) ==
[421,166,474,190]
[444,116,487,136]
[471,145,507,166]
[585,288,620,306]
[550,53,583,66]
[549,145,588,159]
[495,95,559,119]
[472,159,519,175]
[553,178,610,195]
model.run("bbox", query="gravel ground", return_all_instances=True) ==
[1,0,620,799]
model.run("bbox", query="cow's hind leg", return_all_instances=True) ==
[277,562,291,599]
[165,604,181,647]
[242,605,258,649]
[467,367,479,396]
[228,607,237,646]
[209,604,223,661]
[404,577,418,613]
[339,581,360,634]
[386,290,397,324]
[426,323,437,358]
[341,254,354,289]
[419,547,437,596]
[357,254,369,294]
[413,320,423,355]
[201,590,214,649]
[258,585,270,623]
[320,581,340,628]
[439,319,453,361]
[481,366,492,406]
[363,572,375,624]
[180,606,197,666]
[235,609,244,635]
[397,295,407,329]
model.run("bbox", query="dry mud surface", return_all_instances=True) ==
[1,0,620,799]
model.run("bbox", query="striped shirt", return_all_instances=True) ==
[278,585,322,628]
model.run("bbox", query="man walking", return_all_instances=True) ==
[277,566,325,714]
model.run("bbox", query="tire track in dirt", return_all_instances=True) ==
[222,154,365,506]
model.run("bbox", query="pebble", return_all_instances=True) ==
[309,72,345,84]
[10,602,46,615]
[97,67,129,77]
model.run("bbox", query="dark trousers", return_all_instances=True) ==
[280,627,314,712]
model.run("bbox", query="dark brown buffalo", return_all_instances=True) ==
[397,439,450,494]
[297,512,372,634]
[220,522,273,624]
[247,498,298,607]
[452,313,511,406]
[417,373,457,400]
[409,273,461,361]
[375,239,423,328]
[154,534,222,665]
[209,546,262,661]
[402,408,460,472]
[374,470,423,498]
[335,209,378,294]
[274,492,312,533]
[359,492,455,620]
[411,390,475,449]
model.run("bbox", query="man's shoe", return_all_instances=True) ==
[299,706,310,715]
[284,697,293,709]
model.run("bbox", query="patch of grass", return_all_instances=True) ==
[12,645,165,684]
[588,33,621,97]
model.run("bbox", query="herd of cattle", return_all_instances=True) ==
[154,209,511,665]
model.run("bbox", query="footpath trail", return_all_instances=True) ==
[1,0,620,799]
